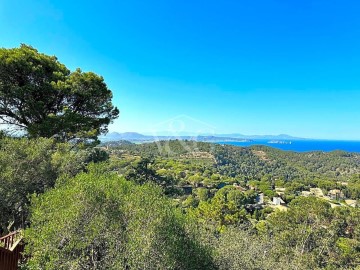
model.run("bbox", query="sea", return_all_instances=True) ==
[217,140,360,153]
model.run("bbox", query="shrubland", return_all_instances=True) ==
[1,45,359,269]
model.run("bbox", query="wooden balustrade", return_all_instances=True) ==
[0,231,24,270]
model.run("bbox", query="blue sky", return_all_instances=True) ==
[1,0,360,139]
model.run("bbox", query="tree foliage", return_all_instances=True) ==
[0,137,90,232]
[0,44,119,142]
[211,226,303,270]
[189,186,254,231]
[25,165,215,270]
[266,197,360,268]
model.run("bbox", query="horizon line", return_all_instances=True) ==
[104,131,360,142]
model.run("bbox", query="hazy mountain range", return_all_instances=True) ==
[100,132,308,142]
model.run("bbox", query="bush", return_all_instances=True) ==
[0,137,88,231]
[25,164,214,269]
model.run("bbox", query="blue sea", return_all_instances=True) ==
[217,140,360,153]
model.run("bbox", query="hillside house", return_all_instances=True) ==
[275,187,286,196]
[310,188,324,197]
[345,200,357,208]
[301,191,312,197]
[233,183,247,192]
[273,197,286,206]
[256,193,264,205]
[328,189,345,200]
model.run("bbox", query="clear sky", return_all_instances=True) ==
[1,0,360,140]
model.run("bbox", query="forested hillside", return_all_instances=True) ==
[108,140,360,198]
[111,140,360,179]
[1,45,359,269]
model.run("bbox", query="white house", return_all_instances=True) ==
[273,197,286,206]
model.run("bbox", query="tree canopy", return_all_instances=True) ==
[25,165,214,270]
[0,44,119,142]
[0,137,91,232]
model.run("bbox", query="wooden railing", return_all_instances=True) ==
[0,231,19,250]
[0,231,24,270]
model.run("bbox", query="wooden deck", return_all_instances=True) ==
[0,231,24,270]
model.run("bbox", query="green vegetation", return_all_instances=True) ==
[0,44,119,144]
[95,140,360,268]
[25,165,214,270]
[111,140,360,201]
[18,138,359,269]
[1,46,359,269]
[0,137,92,232]
[266,197,360,268]
[0,137,357,270]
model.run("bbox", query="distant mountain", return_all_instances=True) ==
[100,132,308,142]
[215,133,308,140]
[101,132,147,141]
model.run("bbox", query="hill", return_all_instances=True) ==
[110,140,360,181]
[100,132,306,142]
